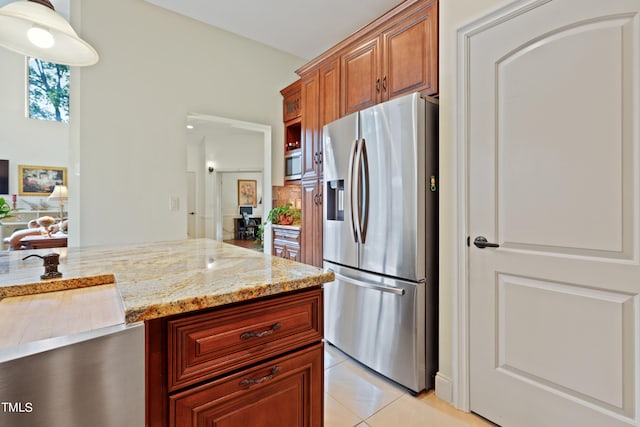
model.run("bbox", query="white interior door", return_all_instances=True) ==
[468,1,640,426]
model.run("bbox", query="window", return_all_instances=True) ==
[28,58,70,123]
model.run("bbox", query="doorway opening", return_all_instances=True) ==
[218,170,263,251]
[185,113,272,254]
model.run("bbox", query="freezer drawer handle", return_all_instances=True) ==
[240,322,281,340]
[330,270,405,296]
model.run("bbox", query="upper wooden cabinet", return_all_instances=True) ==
[301,71,320,180]
[341,0,438,115]
[281,80,301,122]
[382,3,438,99]
[341,37,381,115]
[319,59,341,128]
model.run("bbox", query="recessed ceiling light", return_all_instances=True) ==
[186,125,194,129]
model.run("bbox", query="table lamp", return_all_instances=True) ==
[48,184,67,221]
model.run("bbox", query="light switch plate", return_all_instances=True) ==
[170,197,180,211]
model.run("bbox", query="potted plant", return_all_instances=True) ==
[267,203,301,226]
[254,223,265,250]
[0,197,13,224]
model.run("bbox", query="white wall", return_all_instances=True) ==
[438,0,513,402]
[73,0,304,246]
[0,48,69,203]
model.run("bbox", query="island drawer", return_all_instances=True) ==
[167,288,323,392]
[169,343,323,427]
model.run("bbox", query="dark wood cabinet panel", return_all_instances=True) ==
[146,318,169,427]
[147,288,324,427]
[274,245,286,258]
[273,226,302,263]
[382,1,438,98]
[341,37,380,116]
[297,60,336,267]
[340,0,438,115]
[167,289,322,391]
[286,246,301,262]
[301,180,323,268]
[170,344,323,427]
[281,80,302,122]
[301,71,320,181]
[320,60,340,127]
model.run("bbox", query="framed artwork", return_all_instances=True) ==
[237,180,257,207]
[18,165,67,196]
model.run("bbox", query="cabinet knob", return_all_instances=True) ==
[376,78,380,93]
[382,76,387,91]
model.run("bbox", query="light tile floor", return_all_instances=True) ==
[324,344,497,427]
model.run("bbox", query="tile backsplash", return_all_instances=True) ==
[272,183,301,209]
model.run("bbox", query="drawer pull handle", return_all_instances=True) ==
[239,366,281,387]
[240,322,281,340]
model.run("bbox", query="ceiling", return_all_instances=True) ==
[144,0,403,60]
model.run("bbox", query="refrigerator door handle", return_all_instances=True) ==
[348,138,359,243]
[354,138,363,244]
[358,138,369,244]
[328,269,406,296]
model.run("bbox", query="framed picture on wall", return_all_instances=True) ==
[237,179,257,207]
[18,165,67,196]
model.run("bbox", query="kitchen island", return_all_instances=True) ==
[0,239,333,427]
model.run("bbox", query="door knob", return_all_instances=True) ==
[473,236,499,249]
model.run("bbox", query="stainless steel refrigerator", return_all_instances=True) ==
[322,92,438,393]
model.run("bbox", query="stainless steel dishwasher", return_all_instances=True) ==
[0,323,144,427]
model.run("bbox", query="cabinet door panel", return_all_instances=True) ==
[274,244,286,258]
[318,59,340,174]
[341,37,380,116]
[301,180,323,267]
[287,247,301,262]
[170,344,323,427]
[320,60,340,125]
[302,72,320,180]
[281,80,302,122]
[382,1,438,98]
[312,180,323,268]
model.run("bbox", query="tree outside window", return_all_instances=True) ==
[28,58,70,123]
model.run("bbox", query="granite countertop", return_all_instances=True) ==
[0,239,333,324]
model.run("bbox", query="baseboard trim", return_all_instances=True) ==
[435,372,453,404]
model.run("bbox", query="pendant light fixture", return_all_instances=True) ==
[0,0,98,66]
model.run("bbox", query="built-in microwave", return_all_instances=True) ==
[284,150,302,180]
